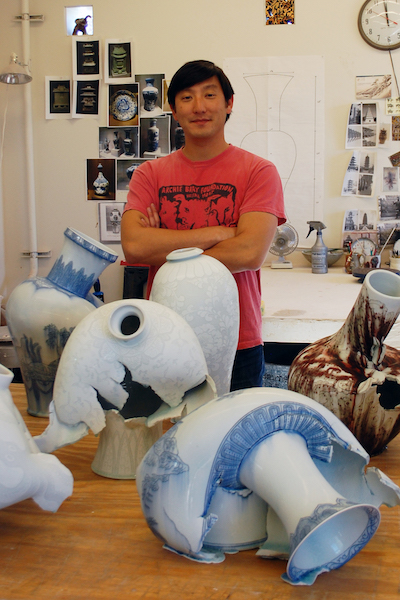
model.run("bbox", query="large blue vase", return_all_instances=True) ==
[5,227,118,416]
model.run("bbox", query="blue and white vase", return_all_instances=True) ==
[5,227,118,417]
[147,119,159,152]
[142,78,158,112]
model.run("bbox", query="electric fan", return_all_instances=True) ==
[269,223,299,269]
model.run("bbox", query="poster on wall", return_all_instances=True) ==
[136,73,165,117]
[99,127,139,159]
[65,6,93,36]
[223,55,324,246]
[104,39,134,85]
[45,77,71,119]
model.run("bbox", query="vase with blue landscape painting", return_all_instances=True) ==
[5,227,118,416]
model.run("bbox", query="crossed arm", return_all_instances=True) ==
[121,204,278,274]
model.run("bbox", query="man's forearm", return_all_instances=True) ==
[121,210,236,266]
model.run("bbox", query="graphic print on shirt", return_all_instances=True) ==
[158,182,236,229]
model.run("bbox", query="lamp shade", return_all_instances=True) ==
[0,53,32,84]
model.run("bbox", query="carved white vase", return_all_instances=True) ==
[150,248,239,396]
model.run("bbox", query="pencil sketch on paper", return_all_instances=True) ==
[224,56,324,246]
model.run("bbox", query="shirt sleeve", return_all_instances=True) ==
[239,156,286,225]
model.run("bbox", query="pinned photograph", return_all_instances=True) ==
[65,6,93,36]
[136,73,165,117]
[108,83,139,127]
[87,158,116,200]
[104,39,133,85]
[140,115,170,158]
[117,159,147,191]
[99,127,139,159]
[265,1,294,24]
[72,37,100,79]
[355,75,392,100]
[383,167,399,192]
[98,202,125,243]
[73,80,99,117]
[45,77,71,119]
[342,150,376,197]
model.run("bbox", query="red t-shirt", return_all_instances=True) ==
[124,145,286,350]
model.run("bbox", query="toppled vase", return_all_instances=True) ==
[6,227,118,417]
[0,364,73,511]
[136,387,400,585]
[35,299,216,478]
[288,269,400,455]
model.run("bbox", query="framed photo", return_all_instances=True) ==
[98,202,125,243]
[72,36,100,79]
[108,83,139,127]
[72,80,99,118]
[87,158,116,200]
[45,77,71,119]
[104,39,133,84]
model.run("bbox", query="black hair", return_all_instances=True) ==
[167,60,234,119]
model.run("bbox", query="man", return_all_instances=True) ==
[121,60,286,390]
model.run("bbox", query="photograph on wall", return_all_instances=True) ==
[73,80,99,117]
[392,116,400,141]
[377,220,400,245]
[98,202,125,243]
[136,73,165,117]
[342,209,378,251]
[45,77,71,119]
[383,167,399,192]
[108,83,139,127]
[162,79,171,112]
[65,6,93,36]
[72,37,100,79]
[345,103,379,149]
[378,195,400,220]
[170,115,185,153]
[386,96,400,115]
[140,115,170,158]
[266,1,294,24]
[117,159,147,191]
[355,75,391,100]
[104,39,133,84]
[87,158,116,200]
[389,150,400,166]
[99,127,139,159]
[342,150,376,197]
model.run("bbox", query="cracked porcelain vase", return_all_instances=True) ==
[150,248,239,396]
[6,227,118,417]
[288,269,400,455]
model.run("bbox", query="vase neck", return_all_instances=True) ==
[47,228,117,298]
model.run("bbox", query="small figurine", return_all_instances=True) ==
[72,15,91,35]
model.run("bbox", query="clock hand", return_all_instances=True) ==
[384,1,390,25]
[370,9,398,25]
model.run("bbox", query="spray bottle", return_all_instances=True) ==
[306,221,328,274]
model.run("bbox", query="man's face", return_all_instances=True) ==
[171,76,233,143]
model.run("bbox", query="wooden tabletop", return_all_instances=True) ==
[1,383,400,600]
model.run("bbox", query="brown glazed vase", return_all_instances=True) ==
[288,269,400,455]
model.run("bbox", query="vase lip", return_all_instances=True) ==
[365,269,400,298]
[166,247,204,262]
[64,227,118,263]
[0,363,13,388]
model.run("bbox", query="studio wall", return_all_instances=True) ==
[1,0,399,303]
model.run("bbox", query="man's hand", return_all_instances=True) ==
[140,203,160,228]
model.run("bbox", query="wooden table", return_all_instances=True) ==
[1,384,400,600]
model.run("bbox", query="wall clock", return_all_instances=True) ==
[358,0,400,50]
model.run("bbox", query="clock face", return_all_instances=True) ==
[358,0,400,50]
[351,237,378,255]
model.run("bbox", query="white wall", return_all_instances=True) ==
[1,0,399,303]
